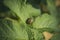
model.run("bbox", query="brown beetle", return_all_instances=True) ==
[26,18,34,24]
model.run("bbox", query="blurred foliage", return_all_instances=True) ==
[0,0,60,40]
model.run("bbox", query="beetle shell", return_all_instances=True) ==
[26,18,34,24]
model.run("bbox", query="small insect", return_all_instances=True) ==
[26,18,34,24]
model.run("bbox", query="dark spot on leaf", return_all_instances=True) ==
[26,18,33,24]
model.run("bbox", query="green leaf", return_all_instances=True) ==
[33,13,59,32]
[32,29,44,40]
[50,33,60,40]
[0,18,28,40]
[47,0,58,17]
[2,0,60,40]
[4,0,41,23]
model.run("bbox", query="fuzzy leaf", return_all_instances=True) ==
[4,0,41,23]
[50,33,60,40]
[33,13,59,32]
[0,18,28,40]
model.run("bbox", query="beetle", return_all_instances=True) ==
[26,18,34,24]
